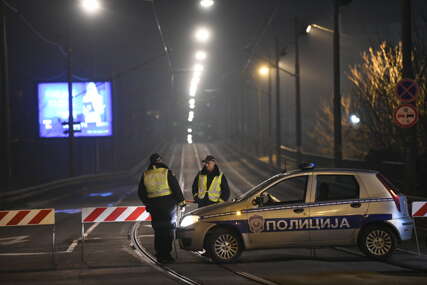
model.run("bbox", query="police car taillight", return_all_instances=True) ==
[377,173,401,212]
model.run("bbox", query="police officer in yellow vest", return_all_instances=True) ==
[138,153,185,264]
[192,155,230,208]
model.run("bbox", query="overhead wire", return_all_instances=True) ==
[2,0,66,56]
[241,0,281,73]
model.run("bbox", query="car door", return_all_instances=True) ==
[308,173,369,245]
[245,174,311,249]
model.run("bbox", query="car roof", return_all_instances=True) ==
[280,168,379,176]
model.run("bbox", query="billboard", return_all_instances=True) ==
[38,81,113,138]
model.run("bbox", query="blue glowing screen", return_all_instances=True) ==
[38,81,113,137]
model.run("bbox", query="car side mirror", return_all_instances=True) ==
[252,196,264,207]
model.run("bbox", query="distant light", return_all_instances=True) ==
[194,64,204,73]
[187,128,192,133]
[81,0,101,14]
[188,111,194,122]
[187,134,193,144]
[350,114,360,125]
[195,50,207,61]
[189,98,196,105]
[200,0,214,9]
[195,27,211,43]
[258,65,270,77]
[306,24,312,34]
[236,210,242,216]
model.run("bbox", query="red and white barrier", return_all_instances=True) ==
[81,206,151,223]
[412,202,427,217]
[0,208,55,227]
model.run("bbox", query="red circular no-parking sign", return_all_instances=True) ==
[394,104,418,128]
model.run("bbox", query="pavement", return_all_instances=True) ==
[0,142,426,284]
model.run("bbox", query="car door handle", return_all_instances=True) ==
[350,202,362,208]
[293,208,304,214]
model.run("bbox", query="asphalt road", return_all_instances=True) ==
[1,142,427,285]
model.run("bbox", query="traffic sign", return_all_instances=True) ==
[394,104,418,128]
[396,78,418,102]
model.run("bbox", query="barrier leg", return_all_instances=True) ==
[81,223,85,263]
[413,221,421,256]
[52,224,56,266]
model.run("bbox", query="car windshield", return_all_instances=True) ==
[236,174,283,201]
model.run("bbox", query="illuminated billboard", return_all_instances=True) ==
[38,81,113,138]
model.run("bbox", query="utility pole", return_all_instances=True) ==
[294,17,302,166]
[0,3,10,191]
[267,55,273,165]
[333,0,343,167]
[401,0,417,193]
[275,36,282,169]
[67,48,75,177]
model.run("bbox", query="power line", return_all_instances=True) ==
[150,0,174,75]
[242,0,281,73]
[2,0,66,56]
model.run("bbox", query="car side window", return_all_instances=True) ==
[262,176,308,206]
[315,175,359,202]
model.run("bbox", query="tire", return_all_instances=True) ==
[358,225,397,260]
[205,228,243,263]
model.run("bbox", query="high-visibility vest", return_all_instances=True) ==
[144,167,172,198]
[197,173,223,202]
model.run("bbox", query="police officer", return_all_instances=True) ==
[138,153,185,264]
[192,155,230,208]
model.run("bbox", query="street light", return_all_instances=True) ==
[194,27,211,43]
[81,0,101,14]
[258,65,270,77]
[200,0,214,9]
[187,134,193,144]
[195,50,207,61]
[350,114,360,125]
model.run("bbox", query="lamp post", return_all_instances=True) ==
[294,17,303,166]
[258,64,273,165]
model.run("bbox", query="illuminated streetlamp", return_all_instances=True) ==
[200,0,214,9]
[350,114,360,125]
[195,50,207,61]
[194,27,211,43]
[258,65,270,77]
[81,0,101,14]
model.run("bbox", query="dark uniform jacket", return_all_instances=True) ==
[138,162,185,209]
[192,165,230,207]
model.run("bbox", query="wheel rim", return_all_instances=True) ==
[213,234,239,260]
[365,229,393,256]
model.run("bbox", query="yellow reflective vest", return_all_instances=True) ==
[197,173,224,203]
[143,167,172,198]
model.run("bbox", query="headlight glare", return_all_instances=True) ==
[180,215,199,227]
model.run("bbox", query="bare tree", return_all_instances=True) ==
[312,41,427,160]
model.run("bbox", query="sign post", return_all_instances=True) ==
[394,78,418,129]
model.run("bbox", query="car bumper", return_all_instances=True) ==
[386,217,414,241]
[176,222,214,251]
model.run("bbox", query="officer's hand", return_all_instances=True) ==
[178,201,186,212]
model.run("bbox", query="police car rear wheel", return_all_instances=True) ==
[206,229,242,263]
[359,225,396,259]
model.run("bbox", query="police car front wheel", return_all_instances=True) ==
[359,225,397,259]
[206,228,243,263]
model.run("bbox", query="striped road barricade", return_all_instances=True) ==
[0,208,56,263]
[412,201,427,256]
[80,206,151,263]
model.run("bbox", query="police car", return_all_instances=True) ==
[177,164,414,263]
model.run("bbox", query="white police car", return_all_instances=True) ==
[177,164,414,263]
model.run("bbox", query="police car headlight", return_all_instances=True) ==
[180,215,199,227]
